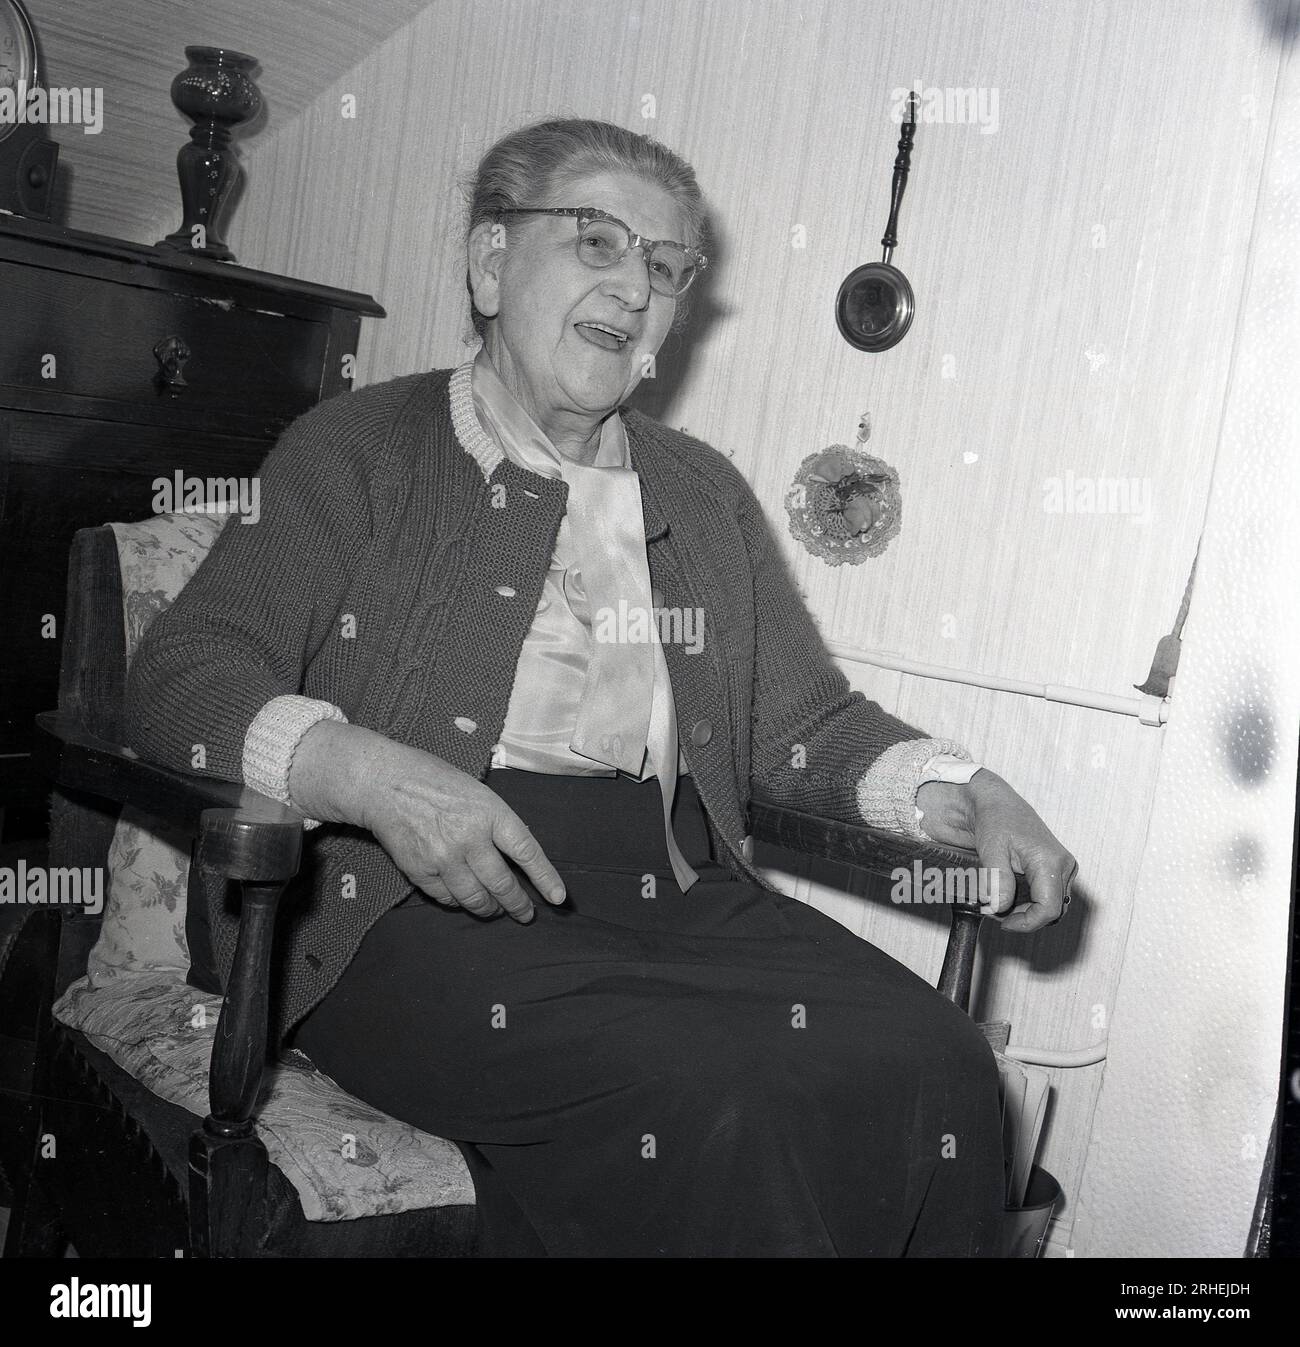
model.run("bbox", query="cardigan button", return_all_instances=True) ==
[741,834,755,863]
[453,716,478,734]
[494,585,517,599]
[689,719,713,746]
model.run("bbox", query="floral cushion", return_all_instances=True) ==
[88,510,234,983]
[86,808,191,986]
[53,970,474,1221]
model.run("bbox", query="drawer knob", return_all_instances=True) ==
[153,335,191,395]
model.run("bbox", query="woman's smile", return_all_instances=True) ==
[573,320,631,351]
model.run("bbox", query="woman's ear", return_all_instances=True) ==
[467,219,506,322]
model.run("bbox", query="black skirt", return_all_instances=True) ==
[291,769,1005,1256]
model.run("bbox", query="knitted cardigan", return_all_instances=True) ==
[122,366,962,1047]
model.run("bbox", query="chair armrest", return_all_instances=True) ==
[749,796,980,875]
[32,710,305,837]
[748,794,988,1010]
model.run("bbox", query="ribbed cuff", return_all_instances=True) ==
[242,695,349,830]
[856,738,974,841]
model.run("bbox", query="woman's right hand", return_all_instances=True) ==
[289,720,566,922]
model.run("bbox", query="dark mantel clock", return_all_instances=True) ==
[0,0,59,219]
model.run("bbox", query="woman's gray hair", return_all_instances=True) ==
[463,117,710,337]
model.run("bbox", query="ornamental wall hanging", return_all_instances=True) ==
[834,92,919,353]
[784,411,902,565]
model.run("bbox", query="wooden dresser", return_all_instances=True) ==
[0,216,384,830]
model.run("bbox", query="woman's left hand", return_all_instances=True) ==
[914,769,1078,933]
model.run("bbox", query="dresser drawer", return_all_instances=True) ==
[0,259,330,435]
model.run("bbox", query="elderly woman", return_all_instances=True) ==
[125,118,1076,1257]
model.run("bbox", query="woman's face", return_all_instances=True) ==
[469,169,687,437]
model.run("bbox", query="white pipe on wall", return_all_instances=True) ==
[826,644,1170,724]
[1003,1042,1109,1068]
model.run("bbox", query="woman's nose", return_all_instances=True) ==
[598,249,653,309]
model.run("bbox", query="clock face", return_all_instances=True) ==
[0,1,37,141]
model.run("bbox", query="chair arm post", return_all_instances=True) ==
[195,805,302,1134]
[189,884,283,1258]
[188,1127,272,1259]
[936,907,984,1012]
[205,879,284,1134]
[188,808,302,1258]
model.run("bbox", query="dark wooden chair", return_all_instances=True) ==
[1,522,990,1258]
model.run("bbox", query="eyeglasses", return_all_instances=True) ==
[495,206,708,297]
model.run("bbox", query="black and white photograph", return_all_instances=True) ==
[0,0,1296,1317]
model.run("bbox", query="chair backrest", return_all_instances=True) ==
[59,526,127,745]
[48,515,233,998]
[48,526,127,998]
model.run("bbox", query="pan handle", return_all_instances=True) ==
[881,91,918,264]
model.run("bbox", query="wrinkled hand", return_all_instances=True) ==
[361,742,567,921]
[290,721,567,923]
[914,769,1077,933]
